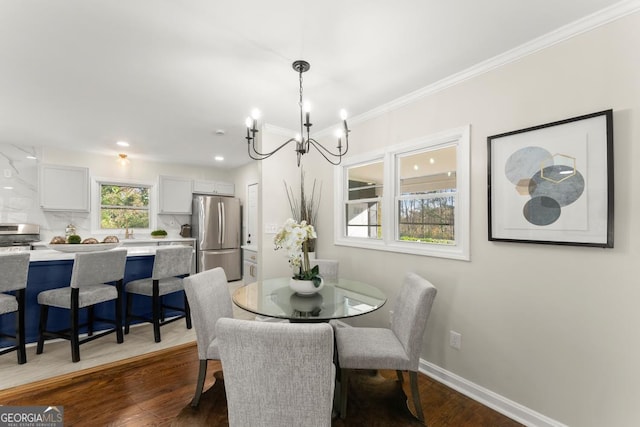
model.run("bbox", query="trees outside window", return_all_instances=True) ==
[100,184,150,229]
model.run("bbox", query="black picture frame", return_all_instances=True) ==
[487,110,613,248]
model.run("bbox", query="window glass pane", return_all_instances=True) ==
[399,146,456,195]
[345,161,383,239]
[346,201,382,238]
[100,184,150,229]
[348,162,383,200]
[398,196,455,244]
[398,146,456,244]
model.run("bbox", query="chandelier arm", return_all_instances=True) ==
[248,137,299,158]
[306,140,343,166]
[306,138,349,158]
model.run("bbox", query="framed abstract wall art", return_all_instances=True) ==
[487,110,613,248]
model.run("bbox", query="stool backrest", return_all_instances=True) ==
[151,246,193,279]
[0,252,30,292]
[70,249,127,288]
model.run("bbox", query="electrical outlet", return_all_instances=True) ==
[449,330,461,350]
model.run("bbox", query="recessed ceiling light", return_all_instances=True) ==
[429,158,435,164]
[26,155,37,160]
[3,186,13,190]
[214,156,224,161]
[215,130,225,136]
[116,141,130,147]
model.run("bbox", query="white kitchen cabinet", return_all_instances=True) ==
[193,179,234,196]
[158,175,193,214]
[243,247,258,284]
[39,164,90,212]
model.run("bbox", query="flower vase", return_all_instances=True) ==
[289,277,324,296]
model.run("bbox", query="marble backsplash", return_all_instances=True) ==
[0,143,190,243]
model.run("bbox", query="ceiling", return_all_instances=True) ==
[0,0,627,169]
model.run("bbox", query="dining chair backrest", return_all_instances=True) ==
[0,252,30,293]
[217,318,335,427]
[151,246,193,279]
[70,249,127,288]
[310,259,339,282]
[390,272,438,368]
[183,267,232,360]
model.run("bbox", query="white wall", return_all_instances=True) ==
[260,12,640,427]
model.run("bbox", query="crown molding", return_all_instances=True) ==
[349,0,640,127]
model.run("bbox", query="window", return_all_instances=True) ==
[335,126,470,260]
[92,178,154,232]
[346,161,383,239]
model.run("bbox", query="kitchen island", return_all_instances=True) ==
[0,245,193,346]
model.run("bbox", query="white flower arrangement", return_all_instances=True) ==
[273,218,321,284]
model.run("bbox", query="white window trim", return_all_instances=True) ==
[91,176,157,235]
[334,125,470,261]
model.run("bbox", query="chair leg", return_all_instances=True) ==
[184,292,192,329]
[340,368,350,419]
[16,289,26,364]
[115,281,124,344]
[190,359,208,407]
[124,292,132,334]
[409,371,425,422]
[152,281,161,343]
[36,305,49,355]
[71,292,81,363]
[396,369,404,383]
[88,305,94,336]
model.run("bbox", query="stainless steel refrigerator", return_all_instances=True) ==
[192,195,242,280]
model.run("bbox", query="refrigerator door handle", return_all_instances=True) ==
[221,201,226,245]
[217,201,223,245]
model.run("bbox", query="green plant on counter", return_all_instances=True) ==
[150,229,168,237]
[67,234,82,244]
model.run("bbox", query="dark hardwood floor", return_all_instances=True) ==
[0,343,522,426]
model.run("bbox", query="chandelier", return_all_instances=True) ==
[244,60,350,166]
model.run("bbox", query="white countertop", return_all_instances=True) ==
[32,237,195,248]
[28,244,193,262]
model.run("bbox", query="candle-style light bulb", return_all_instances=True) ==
[295,133,302,142]
[245,117,252,129]
[340,109,348,121]
[303,102,311,126]
[251,109,261,120]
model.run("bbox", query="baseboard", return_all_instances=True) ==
[419,360,568,427]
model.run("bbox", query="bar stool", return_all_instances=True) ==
[36,249,127,363]
[124,246,193,343]
[0,252,30,364]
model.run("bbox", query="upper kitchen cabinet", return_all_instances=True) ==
[193,179,235,196]
[39,164,90,212]
[158,175,193,214]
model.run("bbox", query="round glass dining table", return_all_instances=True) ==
[232,277,387,322]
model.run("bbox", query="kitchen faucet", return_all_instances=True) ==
[125,227,134,239]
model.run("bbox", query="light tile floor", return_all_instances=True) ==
[0,281,255,390]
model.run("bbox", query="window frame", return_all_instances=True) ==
[334,125,470,261]
[91,177,156,235]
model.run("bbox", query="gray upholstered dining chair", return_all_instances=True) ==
[335,272,437,422]
[36,249,127,363]
[310,258,339,282]
[183,267,233,407]
[124,245,193,343]
[0,252,30,364]
[217,318,335,427]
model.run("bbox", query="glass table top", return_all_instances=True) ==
[232,277,387,322]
